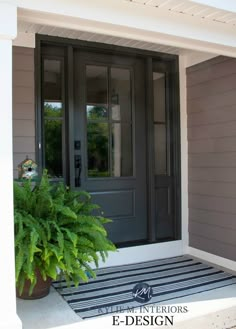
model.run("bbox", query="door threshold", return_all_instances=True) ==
[98,239,183,268]
[116,237,175,249]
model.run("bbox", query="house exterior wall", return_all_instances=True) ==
[13,46,35,178]
[187,56,236,262]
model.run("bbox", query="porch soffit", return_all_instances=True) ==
[17,20,181,55]
[16,0,236,58]
[127,0,236,27]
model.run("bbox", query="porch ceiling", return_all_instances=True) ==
[16,0,236,58]
[17,20,182,55]
[126,0,236,26]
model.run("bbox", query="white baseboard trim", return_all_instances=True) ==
[98,240,183,268]
[187,247,236,272]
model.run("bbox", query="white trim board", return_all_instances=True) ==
[98,240,183,268]
[185,51,216,67]
[179,55,189,254]
[17,4,236,57]
[187,247,236,272]
[17,0,236,48]
[13,32,35,48]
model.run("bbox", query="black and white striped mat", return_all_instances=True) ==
[52,256,236,319]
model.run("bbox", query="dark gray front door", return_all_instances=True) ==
[73,51,147,244]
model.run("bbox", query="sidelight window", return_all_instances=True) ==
[42,58,65,179]
[153,72,167,175]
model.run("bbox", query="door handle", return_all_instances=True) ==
[75,154,82,187]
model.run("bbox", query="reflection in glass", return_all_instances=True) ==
[112,123,133,177]
[44,60,62,102]
[111,68,132,122]
[86,65,108,106]
[87,123,109,177]
[86,105,107,119]
[43,58,64,179]
[45,118,63,177]
[153,72,166,123]
[154,124,167,175]
[44,102,62,118]
[153,71,167,175]
[86,65,133,178]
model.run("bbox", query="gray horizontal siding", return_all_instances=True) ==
[189,193,236,214]
[13,103,35,120]
[188,121,236,140]
[14,86,34,104]
[187,56,234,86]
[13,47,34,71]
[189,152,236,168]
[189,136,236,153]
[189,221,236,247]
[188,106,236,127]
[189,180,236,198]
[189,234,236,262]
[188,73,236,101]
[13,46,35,178]
[189,208,236,230]
[189,167,236,183]
[188,89,236,113]
[187,56,236,261]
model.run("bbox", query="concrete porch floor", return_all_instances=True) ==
[17,257,236,329]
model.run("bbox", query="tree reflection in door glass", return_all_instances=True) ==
[44,102,63,178]
[87,105,107,119]
[86,64,133,178]
[87,121,109,177]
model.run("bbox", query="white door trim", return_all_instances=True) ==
[188,247,236,272]
[98,240,183,268]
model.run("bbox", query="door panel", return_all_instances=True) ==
[74,51,147,244]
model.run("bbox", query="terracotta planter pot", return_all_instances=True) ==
[16,269,52,300]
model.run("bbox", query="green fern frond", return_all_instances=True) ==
[14,171,116,295]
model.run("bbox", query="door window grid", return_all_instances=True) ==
[86,65,133,178]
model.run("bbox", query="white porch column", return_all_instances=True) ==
[0,1,22,328]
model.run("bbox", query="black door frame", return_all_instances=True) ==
[35,34,181,244]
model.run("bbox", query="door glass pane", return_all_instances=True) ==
[44,102,62,118]
[45,119,63,177]
[87,122,109,177]
[86,65,134,178]
[87,105,107,120]
[153,72,166,123]
[112,123,133,177]
[43,59,64,178]
[44,59,62,102]
[86,65,108,119]
[111,68,132,121]
[154,124,167,175]
[153,71,167,175]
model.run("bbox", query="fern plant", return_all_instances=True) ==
[14,170,116,296]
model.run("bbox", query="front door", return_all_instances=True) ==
[40,39,181,247]
[73,51,147,244]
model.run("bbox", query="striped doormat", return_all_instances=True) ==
[52,256,236,319]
